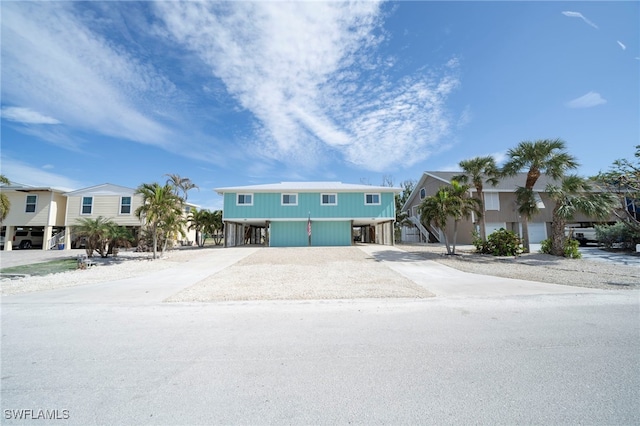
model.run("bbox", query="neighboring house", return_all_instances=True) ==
[63,183,196,250]
[0,184,67,251]
[215,182,400,247]
[402,171,613,245]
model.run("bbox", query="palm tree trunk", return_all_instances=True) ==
[521,218,530,253]
[551,209,566,256]
[452,220,458,255]
[152,226,158,260]
[478,192,487,241]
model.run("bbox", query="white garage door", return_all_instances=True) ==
[527,222,547,243]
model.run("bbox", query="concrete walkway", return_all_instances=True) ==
[358,245,604,298]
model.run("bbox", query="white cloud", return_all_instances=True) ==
[156,1,459,172]
[565,91,607,109]
[0,156,85,192]
[1,2,175,149]
[1,107,61,124]
[617,40,626,50]
[561,11,598,29]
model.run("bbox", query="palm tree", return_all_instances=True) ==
[106,225,135,256]
[419,180,481,255]
[546,176,615,256]
[165,173,198,202]
[0,174,11,223]
[135,182,184,259]
[501,139,578,252]
[211,210,224,245]
[73,216,114,258]
[454,156,499,242]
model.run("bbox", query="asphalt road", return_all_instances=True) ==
[2,291,639,425]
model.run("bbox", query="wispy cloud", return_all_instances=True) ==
[565,91,607,109]
[1,107,61,124]
[0,156,85,191]
[156,1,459,172]
[617,40,626,50]
[561,11,598,29]
[1,2,175,150]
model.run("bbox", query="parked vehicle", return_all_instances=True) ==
[12,228,45,249]
[565,226,597,246]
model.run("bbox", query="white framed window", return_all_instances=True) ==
[484,192,500,211]
[25,195,37,213]
[81,196,93,215]
[365,193,381,205]
[281,193,298,206]
[120,196,132,215]
[534,192,545,209]
[321,193,337,206]
[419,188,426,199]
[237,193,253,206]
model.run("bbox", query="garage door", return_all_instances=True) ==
[485,223,507,236]
[527,222,547,243]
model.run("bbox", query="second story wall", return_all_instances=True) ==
[223,191,395,220]
[1,189,66,227]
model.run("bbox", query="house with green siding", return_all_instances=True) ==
[215,182,400,247]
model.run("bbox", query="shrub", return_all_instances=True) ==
[540,238,581,259]
[595,222,640,250]
[474,228,523,256]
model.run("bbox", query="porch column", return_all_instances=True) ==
[64,228,72,250]
[224,221,228,248]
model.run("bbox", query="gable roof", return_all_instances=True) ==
[0,182,66,193]
[215,181,401,195]
[64,183,137,197]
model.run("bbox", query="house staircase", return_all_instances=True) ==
[409,216,440,243]
[48,231,65,250]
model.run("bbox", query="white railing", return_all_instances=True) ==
[409,216,441,243]
[48,231,65,250]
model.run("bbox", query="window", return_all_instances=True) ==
[419,188,426,199]
[237,193,253,206]
[120,196,132,214]
[484,193,500,211]
[365,193,381,205]
[25,195,37,213]
[281,193,298,206]
[321,193,337,205]
[534,192,545,209]
[81,197,93,214]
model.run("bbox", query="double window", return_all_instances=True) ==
[120,196,132,214]
[237,193,253,206]
[364,193,381,205]
[25,195,37,213]
[321,193,337,206]
[281,193,298,206]
[81,197,93,214]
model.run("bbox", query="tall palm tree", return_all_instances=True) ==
[419,180,481,255]
[501,139,578,252]
[454,156,499,241]
[165,173,198,202]
[135,182,184,259]
[546,176,615,256]
[211,210,224,245]
[0,174,11,223]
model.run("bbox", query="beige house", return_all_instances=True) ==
[402,171,612,245]
[64,183,197,250]
[0,184,67,251]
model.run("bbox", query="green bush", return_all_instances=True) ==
[540,238,581,258]
[595,222,640,250]
[473,229,523,256]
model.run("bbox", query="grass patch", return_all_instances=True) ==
[0,258,78,277]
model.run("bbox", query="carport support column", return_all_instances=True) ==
[43,225,53,251]
[224,221,228,248]
[350,220,354,246]
[4,226,14,251]
[64,228,72,250]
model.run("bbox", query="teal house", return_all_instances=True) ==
[215,182,400,247]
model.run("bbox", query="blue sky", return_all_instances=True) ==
[1,1,638,210]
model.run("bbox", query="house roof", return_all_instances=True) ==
[0,183,66,193]
[215,181,401,195]
[64,183,137,197]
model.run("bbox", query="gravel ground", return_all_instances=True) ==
[397,244,640,290]
[166,247,434,302]
[1,244,638,297]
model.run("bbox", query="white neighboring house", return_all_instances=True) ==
[63,183,197,250]
[0,183,67,250]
